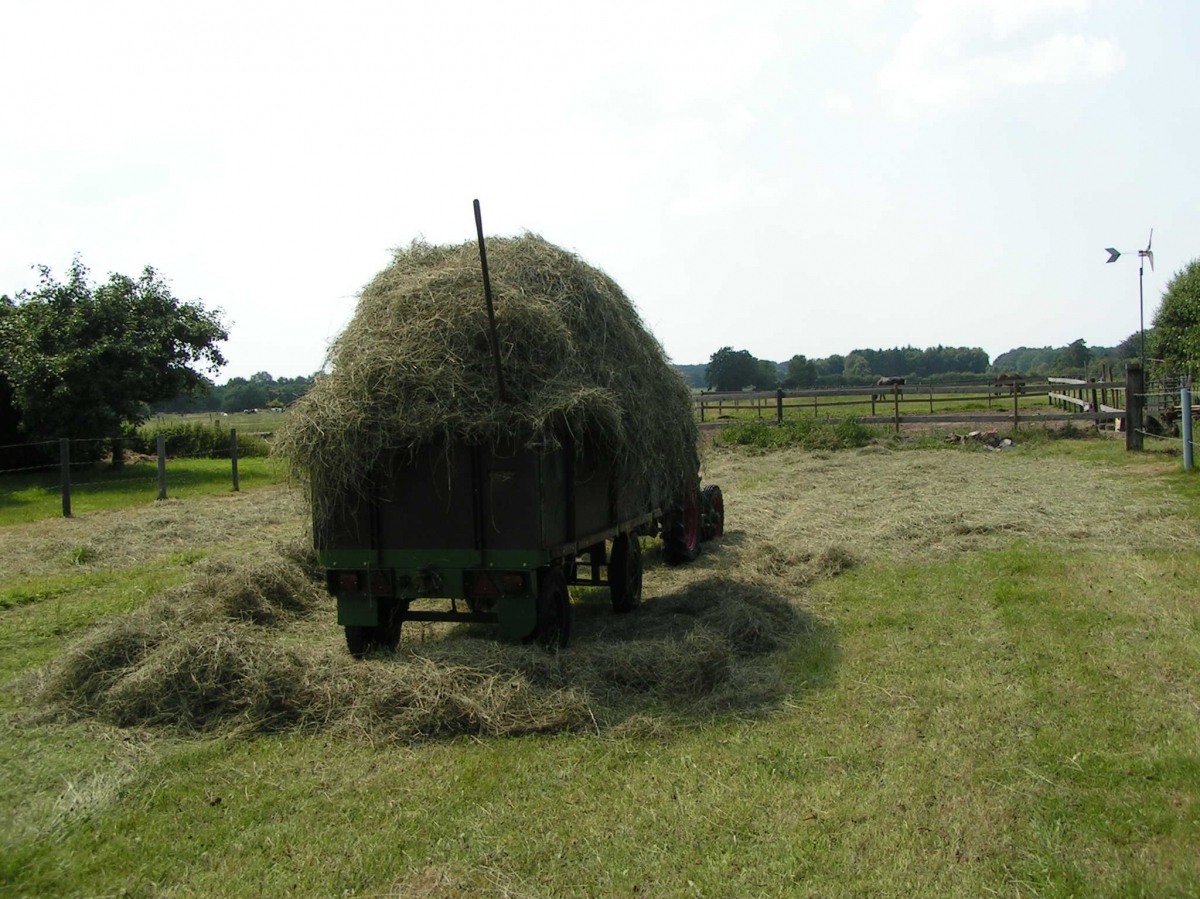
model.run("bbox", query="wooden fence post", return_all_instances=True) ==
[60,438,71,518]
[1012,383,1020,430]
[231,428,240,491]
[892,384,900,434]
[1126,363,1144,451]
[157,433,167,499]
[776,389,784,425]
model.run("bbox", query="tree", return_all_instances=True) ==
[754,359,779,391]
[0,258,227,448]
[1152,259,1200,378]
[220,376,268,412]
[1114,331,1142,361]
[843,352,872,382]
[782,354,818,389]
[1054,338,1092,375]
[705,347,760,391]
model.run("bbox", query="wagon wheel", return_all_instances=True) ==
[535,566,572,650]
[700,484,725,541]
[344,602,405,659]
[609,533,642,613]
[662,476,701,565]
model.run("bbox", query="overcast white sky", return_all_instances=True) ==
[3,0,1196,379]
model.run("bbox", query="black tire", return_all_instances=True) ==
[344,603,404,659]
[701,484,725,541]
[663,477,701,566]
[609,533,642,613]
[535,566,572,650]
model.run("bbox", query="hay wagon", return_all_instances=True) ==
[317,435,723,657]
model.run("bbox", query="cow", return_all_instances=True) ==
[872,376,905,403]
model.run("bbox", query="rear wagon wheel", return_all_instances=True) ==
[609,533,642,613]
[701,484,725,541]
[663,477,701,565]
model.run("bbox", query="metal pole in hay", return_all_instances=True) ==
[472,199,508,403]
[60,438,71,518]
[157,433,167,500]
[892,384,900,434]
[231,428,240,491]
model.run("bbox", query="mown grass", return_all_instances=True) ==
[0,458,287,526]
[1,444,1198,897]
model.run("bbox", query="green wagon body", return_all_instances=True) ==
[316,434,690,652]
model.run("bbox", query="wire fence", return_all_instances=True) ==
[0,430,256,517]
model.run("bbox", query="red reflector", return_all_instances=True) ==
[338,572,360,592]
[470,572,498,596]
[501,574,525,594]
[368,571,392,595]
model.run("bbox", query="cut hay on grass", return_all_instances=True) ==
[0,487,305,584]
[705,445,1200,570]
[34,541,824,740]
[275,235,697,534]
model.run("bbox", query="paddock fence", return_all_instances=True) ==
[695,378,1126,433]
[0,430,251,519]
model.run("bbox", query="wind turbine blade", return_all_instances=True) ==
[1147,250,1154,271]
[1147,228,1153,252]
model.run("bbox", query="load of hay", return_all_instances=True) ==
[275,234,697,531]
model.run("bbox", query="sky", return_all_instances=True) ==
[3,0,1198,380]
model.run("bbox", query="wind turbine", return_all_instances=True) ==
[1105,229,1154,372]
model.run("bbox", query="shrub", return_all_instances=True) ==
[132,421,270,459]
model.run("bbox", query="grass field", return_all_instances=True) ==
[0,458,289,526]
[1,437,1198,897]
[144,410,291,435]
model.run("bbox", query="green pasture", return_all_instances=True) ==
[0,458,287,526]
[1,440,1198,897]
[144,410,290,435]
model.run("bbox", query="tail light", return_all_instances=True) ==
[337,572,361,592]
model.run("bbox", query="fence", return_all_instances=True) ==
[0,429,248,518]
[695,378,1126,433]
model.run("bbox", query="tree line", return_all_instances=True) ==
[4,252,1200,467]
[151,371,316,415]
[689,344,994,392]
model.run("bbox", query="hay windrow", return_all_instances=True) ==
[34,545,814,740]
[274,235,697,532]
